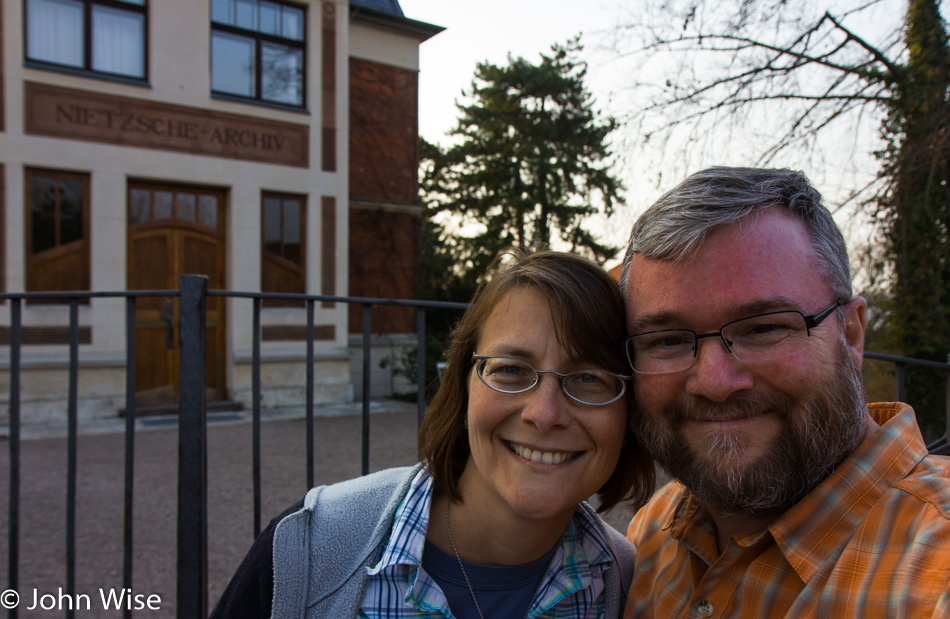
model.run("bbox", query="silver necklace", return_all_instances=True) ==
[443,501,550,619]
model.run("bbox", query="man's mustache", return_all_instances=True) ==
[668,391,794,425]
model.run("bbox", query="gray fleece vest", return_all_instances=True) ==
[270,465,635,618]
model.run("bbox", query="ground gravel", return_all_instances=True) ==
[0,409,637,617]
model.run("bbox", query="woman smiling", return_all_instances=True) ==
[211,250,654,618]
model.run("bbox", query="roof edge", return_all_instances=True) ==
[349,6,445,42]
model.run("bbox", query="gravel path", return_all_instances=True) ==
[0,408,637,617]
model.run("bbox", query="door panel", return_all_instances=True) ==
[127,183,226,407]
[182,231,219,282]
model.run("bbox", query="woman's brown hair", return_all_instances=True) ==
[418,249,655,512]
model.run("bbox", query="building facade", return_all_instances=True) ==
[0,0,441,423]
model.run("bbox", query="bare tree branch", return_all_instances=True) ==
[824,11,905,80]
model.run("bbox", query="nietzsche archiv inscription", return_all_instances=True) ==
[25,82,309,167]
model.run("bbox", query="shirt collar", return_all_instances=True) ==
[770,403,928,584]
[665,404,929,581]
[367,467,433,576]
[367,467,617,608]
[551,503,616,587]
[667,492,720,566]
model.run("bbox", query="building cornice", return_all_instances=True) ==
[349,6,444,42]
[350,197,424,215]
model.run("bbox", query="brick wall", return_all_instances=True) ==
[348,208,417,334]
[348,57,420,334]
[349,58,418,202]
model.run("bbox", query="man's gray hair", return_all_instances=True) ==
[619,167,852,302]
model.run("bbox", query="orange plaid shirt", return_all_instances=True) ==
[624,403,950,618]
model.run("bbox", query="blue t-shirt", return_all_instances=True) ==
[422,538,557,619]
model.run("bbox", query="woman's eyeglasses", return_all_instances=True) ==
[472,354,628,406]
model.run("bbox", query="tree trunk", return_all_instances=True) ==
[888,0,950,438]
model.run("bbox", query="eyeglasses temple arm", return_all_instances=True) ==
[803,298,846,331]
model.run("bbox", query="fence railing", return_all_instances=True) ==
[864,351,950,455]
[2,275,469,619]
[2,276,949,618]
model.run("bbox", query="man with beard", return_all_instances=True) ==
[619,167,950,617]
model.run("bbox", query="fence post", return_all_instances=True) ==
[66,299,79,619]
[123,297,137,619]
[252,297,262,537]
[7,300,21,619]
[894,362,906,402]
[416,307,426,427]
[177,275,208,619]
[362,304,371,476]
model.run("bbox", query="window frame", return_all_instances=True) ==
[261,191,306,305]
[127,182,224,233]
[24,167,91,302]
[23,0,149,83]
[210,0,307,109]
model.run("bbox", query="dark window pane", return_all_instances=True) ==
[91,5,145,77]
[211,0,304,105]
[211,0,231,23]
[282,5,303,41]
[260,1,280,34]
[261,42,303,105]
[199,195,218,229]
[283,241,301,264]
[154,191,173,219]
[130,188,151,223]
[177,193,197,221]
[235,0,256,30]
[28,0,145,79]
[263,197,282,250]
[282,199,300,244]
[27,0,84,67]
[30,176,57,254]
[212,31,256,97]
[282,199,301,264]
[59,179,84,245]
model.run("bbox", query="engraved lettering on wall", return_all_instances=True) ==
[26,83,309,167]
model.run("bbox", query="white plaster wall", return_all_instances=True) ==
[230,355,352,409]
[0,0,428,424]
[0,0,360,422]
[0,365,128,424]
[349,333,418,400]
[332,0,352,349]
[349,22,421,70]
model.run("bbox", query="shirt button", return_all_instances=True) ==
[696,600,714,617]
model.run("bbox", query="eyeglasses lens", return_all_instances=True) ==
[628,311,812,374]
[723,312,810,361]
[562,371,623,404]
[477,357,623,405]
[478,357,537,392]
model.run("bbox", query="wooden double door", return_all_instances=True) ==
[127,182,227,408]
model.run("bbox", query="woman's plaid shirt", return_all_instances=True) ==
[359,468,615,618]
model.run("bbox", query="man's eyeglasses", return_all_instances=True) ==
[472,354,629,406]
[625,299,846,375]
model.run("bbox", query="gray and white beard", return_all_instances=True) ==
[633,343,867,518]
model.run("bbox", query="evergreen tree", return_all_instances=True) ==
[424,39,624,286]
[416,42,624,398]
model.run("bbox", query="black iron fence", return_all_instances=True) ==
[864,351,950,454]
[2,276,949,618]
[2,275,468,618]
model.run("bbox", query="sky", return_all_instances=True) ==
[394,0,899,265]
[397,0,624,146]
[398,0,652,261]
